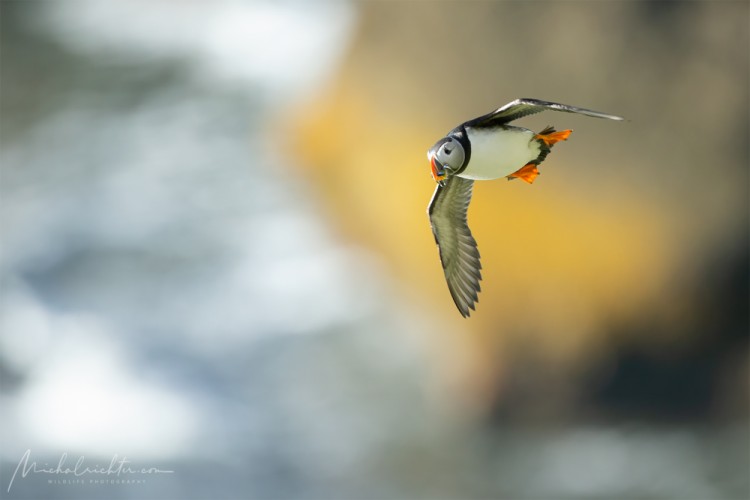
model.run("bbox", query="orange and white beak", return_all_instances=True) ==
[429,153,446,183]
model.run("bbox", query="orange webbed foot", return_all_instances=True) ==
[535,128,572,146]
[507,163,540,184]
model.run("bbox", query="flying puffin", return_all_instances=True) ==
[427,98,624,317]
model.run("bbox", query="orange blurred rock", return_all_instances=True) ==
[282,2,748,413]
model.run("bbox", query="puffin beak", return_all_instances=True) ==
[430,154,446,183]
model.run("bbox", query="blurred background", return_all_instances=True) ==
[1,1,747,499]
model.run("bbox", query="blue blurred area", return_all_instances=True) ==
[0,2,747,499]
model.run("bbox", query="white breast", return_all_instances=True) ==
[459,126,540,180]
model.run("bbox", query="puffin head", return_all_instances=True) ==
[427,136,466,184]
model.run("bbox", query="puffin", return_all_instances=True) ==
[427,98,624,317]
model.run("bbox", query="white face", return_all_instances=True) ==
[434,137,465,172]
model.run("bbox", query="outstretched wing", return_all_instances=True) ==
[427,176,482,317]
[464,98,624,128]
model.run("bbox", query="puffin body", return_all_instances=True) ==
[427,98,624,317]
[460,125,540,180]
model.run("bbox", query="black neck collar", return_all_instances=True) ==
[448,125,471,175]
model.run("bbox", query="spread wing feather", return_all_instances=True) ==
[464,98,624,128]
[427,176,482,317]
